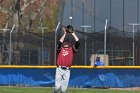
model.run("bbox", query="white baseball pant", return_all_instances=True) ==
[54,67,70,93]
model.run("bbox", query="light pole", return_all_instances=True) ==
[81,25,92,65]
[38,26,47,65]
[128,23,139,66]
[9,24,16,65]
[104,19,108,64]
[104,19,108,55]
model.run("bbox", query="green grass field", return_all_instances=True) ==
[0,87,139,93]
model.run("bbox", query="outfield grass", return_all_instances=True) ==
[0,86,139,93]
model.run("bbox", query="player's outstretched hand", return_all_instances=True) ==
[63,27,67,34]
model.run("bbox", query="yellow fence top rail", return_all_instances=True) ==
[0,65,140,69]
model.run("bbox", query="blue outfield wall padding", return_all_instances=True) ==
[0,68,56,86]
[0,68,140,88]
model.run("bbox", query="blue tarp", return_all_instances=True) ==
[0,68,140,88]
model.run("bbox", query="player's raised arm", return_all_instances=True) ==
[57,27,67,50]
[71,29,80,51]
[71,32,79,42]
[59,27,67,43]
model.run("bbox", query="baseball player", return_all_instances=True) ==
[52,25,80,93]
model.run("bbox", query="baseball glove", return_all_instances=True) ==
[66,25,74,33]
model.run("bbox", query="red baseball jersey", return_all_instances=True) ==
[57,41,76,67]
